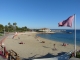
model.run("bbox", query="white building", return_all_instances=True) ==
[39,28,51,32]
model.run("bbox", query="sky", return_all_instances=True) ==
[0,0,80,29]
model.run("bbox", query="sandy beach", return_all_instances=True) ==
[3,32,80,59]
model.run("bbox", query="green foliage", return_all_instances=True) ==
[0,22,32,32]
[76,52,80,58]
[0,33,3,36]
[0,24,4,32]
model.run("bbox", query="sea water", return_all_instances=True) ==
[37,30,80,46]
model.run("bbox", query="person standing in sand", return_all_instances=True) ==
[12,32,20,39]
[12,32,17,39]
[54,44,55,48]
[53,44,57,50]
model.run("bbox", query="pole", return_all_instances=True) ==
[74,14,76,57]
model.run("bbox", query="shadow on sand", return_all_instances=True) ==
[21,52,69,60]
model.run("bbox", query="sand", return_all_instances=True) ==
[3,32,80,59]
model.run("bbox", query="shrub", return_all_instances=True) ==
[0,33,3,36]
[76,52,80,58]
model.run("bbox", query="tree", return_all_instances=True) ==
[21,26,27,31]
[0,24,4,33]
[13,22,17,32]
[0,22,32,32]
[9,24,13,32]
[4,25,8,32]
[8,22,11,32]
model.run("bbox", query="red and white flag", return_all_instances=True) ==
[58,15,74,27]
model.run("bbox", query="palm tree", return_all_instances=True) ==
[13,22,17,32]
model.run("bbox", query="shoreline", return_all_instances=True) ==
[37,35,80,47]
[36,33,80,48]
[36,32,80,46]
[3,32,80,59]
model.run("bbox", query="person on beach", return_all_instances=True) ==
[62,43,68,46]
[35,36,39,41]
[12,32,17,39]
[12,32,20,39]
[53,44,57,50]
[53,44,55,48]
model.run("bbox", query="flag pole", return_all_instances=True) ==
[74,14,76,57]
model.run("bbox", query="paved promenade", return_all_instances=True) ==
[0,33,13,60]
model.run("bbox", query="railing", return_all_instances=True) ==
[8,50,20,60]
